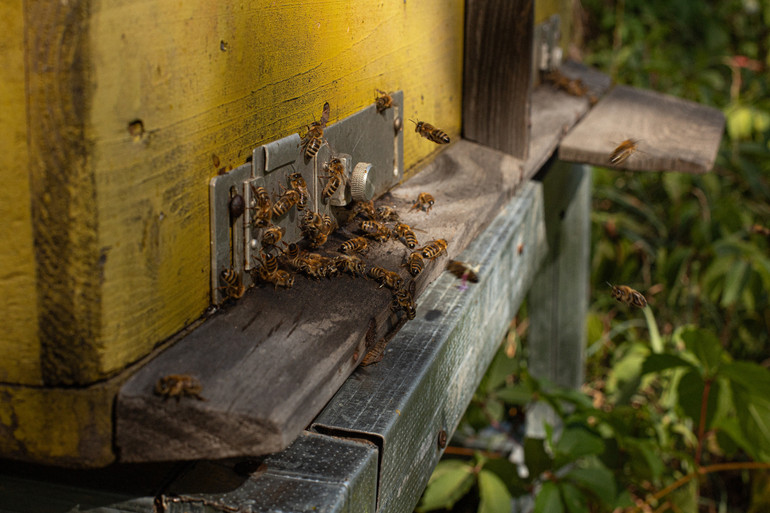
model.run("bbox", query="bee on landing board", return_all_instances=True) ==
[219,267,246,300]
[446,260,480,290]
[403,251,424,277]
[375,89,394,113]
[411,192,435,214]
[300,101,330,160]
[340,236,369,255]
[609,139,640,166]
[411,119,450,144]
[608,283,647,308]
[391,281,417,320]
[154,374,205,402]
[360,220,391,242]
[419,239,448,260]
[393,222,418,249]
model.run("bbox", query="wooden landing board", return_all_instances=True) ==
[115,77,607,463]
[559,85,725,173]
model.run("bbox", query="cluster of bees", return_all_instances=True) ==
[156,92,456,401]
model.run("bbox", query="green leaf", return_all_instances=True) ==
[676,369,719,429]
[720,259,749,307]
[553,427,605,469]
[726,105,754,140]
[559,482,590,513]
[733,386,770,462]
[534,481,564,513]
[495,384,534,405]
[524,437,554,479]
[485,346,518,391]
[720,361,770,391]
[680,327,724,376]
[641,353,694,375]
[565,461,617,505]
[478,469,512,513]
[417,460,476,512]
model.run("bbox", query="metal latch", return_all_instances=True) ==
[209,91,404,304]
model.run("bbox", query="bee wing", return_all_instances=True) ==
[446,260,468,279]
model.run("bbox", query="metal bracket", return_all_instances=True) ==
[534,14,562,73]
[209,91,404,304]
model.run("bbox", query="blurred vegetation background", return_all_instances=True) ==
[417,0,770,511]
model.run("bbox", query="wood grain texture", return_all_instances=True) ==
[463,0,534,159]
[559,85,725,173]
[0,1,41,385]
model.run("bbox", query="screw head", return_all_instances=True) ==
[437,430,448,449]
[394,117,403,134]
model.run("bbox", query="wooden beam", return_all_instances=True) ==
[463,0,534,159]
[559,85,725,173]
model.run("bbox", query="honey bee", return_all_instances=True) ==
[543,69,589,98]
[608,283,647,308]
[609,139,640,166]
[272,188,301,217]
[353,200,377,220]
[301,101,330,160]
[403,251,424,277]
[154,374,205,402]
[288,172,310,211]
[411,192,435,214]
[266,269,295,289]
[250,184,272,227]
[376,205,400,222]
[420,239,448,260]
[340,236,369,254]
[261,225,285,248]
[411,119,450,144]
[322,157,346,199]
[360,220,391,242]
[256,251,280,277]
[282,242,305,270]
[446,260,480,290]
[391,281,417,320]
[219,267,246,299]
[375,89,394,113]
[368,266,404,290]
[300,211,335,248]
[393,222,418,248]
[333,254,367,277]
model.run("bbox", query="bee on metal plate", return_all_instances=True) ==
[411,119,450,144]
[419,239,448,260]
[154,374,205,402]
[608,283,647,308]
[301,101,330,160]
[375,89,394,113]
[219,267,246,300]
[322,157,346,200]
[393,222,418,249]
[250,184,272,227]
[261,225,285,248]
[340,236,369,254]
[272,188,301,217]
[446,259,480,290]
[403,251,424,277]
[411,192,435,214]
[609,139,640,166]
[288,172,310,211]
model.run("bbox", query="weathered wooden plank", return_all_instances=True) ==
[0,1,41,385]
[116,138,527,463]
[463,0,534,159]
[313,180,547,513]
[559,85,725,173]
[526,161,591,438]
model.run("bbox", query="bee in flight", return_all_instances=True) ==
[375,89,394,113]
[608,283,647,308]
[154,374,205,402]
[446,260,480,291]
[609,139,640,166]
[300,101,330,160]
[411,192,435,214]
[411,119,450,144]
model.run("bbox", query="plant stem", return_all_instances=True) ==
[694,378,712,466]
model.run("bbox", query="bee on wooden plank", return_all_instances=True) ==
[154,375,205,402]
[419,238,448,260]
[391,281,417,320]
[250,184,272,228]
[393,222,418,248]
[543,69,589,98]
[272,188,301,217]
[300,101,330,160]
[353,200,377,220]
[376,205,400,222]
[219,267,246,300]
[608,283,647,308]
[411,192,435,214]
[288,172,310,211]
[375,89,394,113]
[368,266,404,290]
[360,220,391,242]
[403,251,424,277]
[609,139,640,166]
[411,119,450,144]
[446,260,480,291]
[340,236,369,254]
[333,254,367,277]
